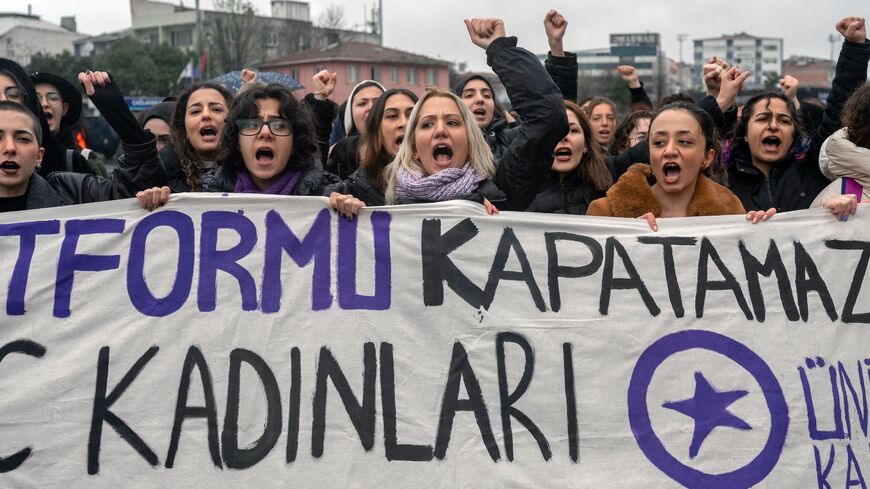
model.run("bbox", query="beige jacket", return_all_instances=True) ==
[811,128,870,207]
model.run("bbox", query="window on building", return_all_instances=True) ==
[427,68,437,84]
[171,30,193,47]
[290,69,299,80]
[407,68,416,84]
[371,66,380,81]
[348,65,359,83]
[391,66,398,83]
[763,57,778,64]
[764,44,779,51]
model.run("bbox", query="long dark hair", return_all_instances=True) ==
[565,100,613,191]
[359,88,418,192]
[170,82,233,191]
[217,83,318,174]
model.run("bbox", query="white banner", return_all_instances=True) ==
[0,195,868,488]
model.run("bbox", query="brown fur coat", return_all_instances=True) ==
[586,163,745,217]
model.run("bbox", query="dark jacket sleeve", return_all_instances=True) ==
[86,76,151,146]
[697,95,726,132]
[629,82,653,112]
[303,93,339,167]
[545,51,577,102]
[609,140,650,180]
[46,133,167,203]
[489,36,569,211]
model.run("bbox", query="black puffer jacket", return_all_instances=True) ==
[323,165,385,206]
[325,134,360,181]
[201,158,334,196]
[526,172,605,215]
[727,39,870,212]
[488,37,568,211]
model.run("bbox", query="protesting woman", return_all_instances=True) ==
[201,84,329,196]
[326,88,418,209]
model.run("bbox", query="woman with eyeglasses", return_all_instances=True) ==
[201,84,330,195]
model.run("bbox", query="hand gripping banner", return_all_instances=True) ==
[0,194,868,488]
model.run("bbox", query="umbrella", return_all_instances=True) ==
[212,70,304,94]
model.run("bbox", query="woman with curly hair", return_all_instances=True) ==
[166,82,234,192]
[202,84,328,195]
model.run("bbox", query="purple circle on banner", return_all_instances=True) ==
[627,330,789,488]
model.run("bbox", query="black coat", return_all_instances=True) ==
[526,172,605,215]
[487,37,569,211]
[727,39,870,212]
[323,165,385,207]
[325,135,360,181]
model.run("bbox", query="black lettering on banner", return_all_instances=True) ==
[483,228,546,312]
[738,240,798,322]
[380,343,433,461]
[794,241,838,322]
[696,238,752,319]
[563,343,579,463]
[434,342,500,461]
[88,346,160,475]
[600,237,660,316]
[221,349,282,469]
[825,240,870,323]
[286,347,301,463]
[496,332,550,461]
[0,340,46,473]
[421,218,485,307]
[166,346,221,468]
[545,233,603,313]
[637,236,697,318]
[311,344,377,457]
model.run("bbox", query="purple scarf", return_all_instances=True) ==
[234,168,303,195]
[394,164,486,202]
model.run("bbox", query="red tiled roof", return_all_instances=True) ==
[259,42,450,68]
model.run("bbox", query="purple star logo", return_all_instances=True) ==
[662,371,751,459]
[627,330,789,488]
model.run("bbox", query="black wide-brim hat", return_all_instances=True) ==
[30,72,82,127]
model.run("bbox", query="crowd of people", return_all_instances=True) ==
[0,12,867,232]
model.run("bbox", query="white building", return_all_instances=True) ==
[0,12,87,67]
[693,33,783,90]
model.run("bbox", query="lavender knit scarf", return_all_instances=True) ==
[394,164,486,202]
[234,167,303,195]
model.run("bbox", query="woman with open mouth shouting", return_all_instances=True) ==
[725,16,869,213]
[525,100,612,214]
[326,88,418,213]
[331,18,568,219]
[165,82,234,192]
[587,102,772,231]
[200,84,330,196]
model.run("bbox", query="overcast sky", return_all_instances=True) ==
[17,0,868,70]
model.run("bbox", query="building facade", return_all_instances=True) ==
[0,12,87,67]
[693,33,783,90]
[129,0,379,75]
[783,55,833,88]
[543,33,669,104]
[258,43,450,103]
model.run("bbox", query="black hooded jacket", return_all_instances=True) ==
[526,172,605,215]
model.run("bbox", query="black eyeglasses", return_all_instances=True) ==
[2,87,23,102]
[237,119,293,136]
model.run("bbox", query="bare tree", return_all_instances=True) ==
[209,0,259,73]
[317,4,346,30]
